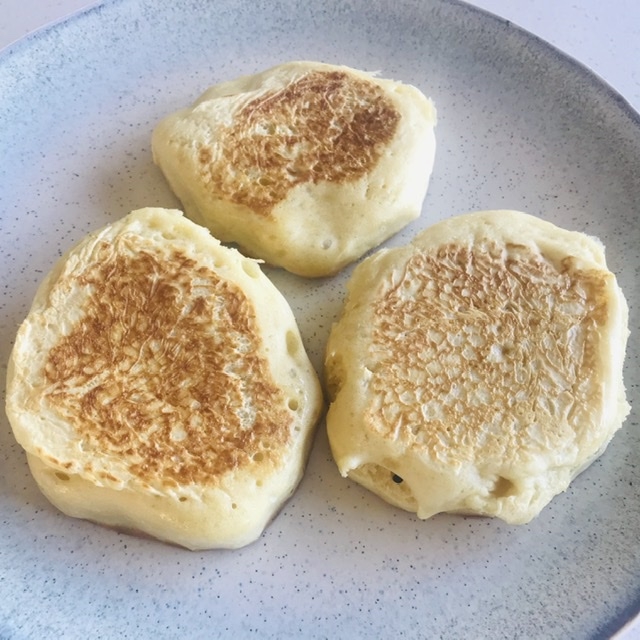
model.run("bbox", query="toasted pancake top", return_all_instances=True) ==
[41,233,292,489]
[366,240,610,465]
[196,69,401,215]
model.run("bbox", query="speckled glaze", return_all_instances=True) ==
[0,0,638,638]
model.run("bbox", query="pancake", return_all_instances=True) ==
[324,210,630,524]
[151,60,437,277]
[6,207,323,549]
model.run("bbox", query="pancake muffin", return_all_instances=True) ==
[325,210,630,524]
[152,61,437,277]
[6,208,323,549]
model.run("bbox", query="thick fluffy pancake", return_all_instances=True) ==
[151,61,437,277]
[325,210,630,524]
[6,208,323,549]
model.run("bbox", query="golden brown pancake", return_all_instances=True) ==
[152,60,437,277]
[325,210,630,524]
[6,207,323,549]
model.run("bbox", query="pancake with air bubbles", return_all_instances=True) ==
[151,61,437,277]
[325,210,630,524]
[6,207,323,550]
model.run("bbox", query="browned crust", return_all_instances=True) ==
[43,234,292,488]
[197,70,401,215]
[366,241,610,462]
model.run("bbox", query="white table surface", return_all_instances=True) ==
[1,1,639,638]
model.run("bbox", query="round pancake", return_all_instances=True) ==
[151,60,437,277]
[325,210,630,524]
[6,207,323,549]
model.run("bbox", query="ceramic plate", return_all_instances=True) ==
[1,0,638,637]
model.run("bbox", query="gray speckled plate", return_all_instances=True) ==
[0,1,638,638]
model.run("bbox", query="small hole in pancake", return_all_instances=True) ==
[350,463,418,511]
[256,479,263,487]
[288,397,299,411]
[286,330,300,356]
[490,476,516,498]
[179,496,188,502]
[253,452,264,462]
[322,239,333,250]
[231,503,238,510]
[242,259,261,279]
[55,472,70,481]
